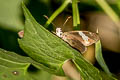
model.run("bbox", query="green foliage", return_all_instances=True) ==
[95,40,117,79]
[117,0,120,10]
[19,2,73,76]
[45,0,71,27]
[0,48,52,80]
[0,0,119,79]
[95,40,111,75]
[18,2,103,79]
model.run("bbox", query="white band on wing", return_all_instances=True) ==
[78,31,90,44]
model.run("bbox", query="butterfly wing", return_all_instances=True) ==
[67,31,99,46]
[61,31,99,53]
[61,32,87,53]
[68,38,87,53]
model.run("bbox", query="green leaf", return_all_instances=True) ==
[100,71,117,80]
[73,54,102,80]
[18,2,102,79]
[95,40,117,80]
[0,48,48,80]
[19,2,74,76]
[95,40,111,75]
[28,70,52,80]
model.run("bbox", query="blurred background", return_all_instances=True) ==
[0,0,120,79]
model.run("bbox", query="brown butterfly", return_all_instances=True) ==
[44,15,100,53]
[56,28,99,53]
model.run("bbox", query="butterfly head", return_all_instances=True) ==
[56,28,63,37]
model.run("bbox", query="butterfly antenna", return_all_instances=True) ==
[43,15,56,27]
[62,16,71,27]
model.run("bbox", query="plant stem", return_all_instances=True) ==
[44,0,71,28]
[117,0,120,10]
[72,0,80,27]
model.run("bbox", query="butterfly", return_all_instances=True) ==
[56,28,99,53]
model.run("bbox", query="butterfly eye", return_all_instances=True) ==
[56,28,63,37]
